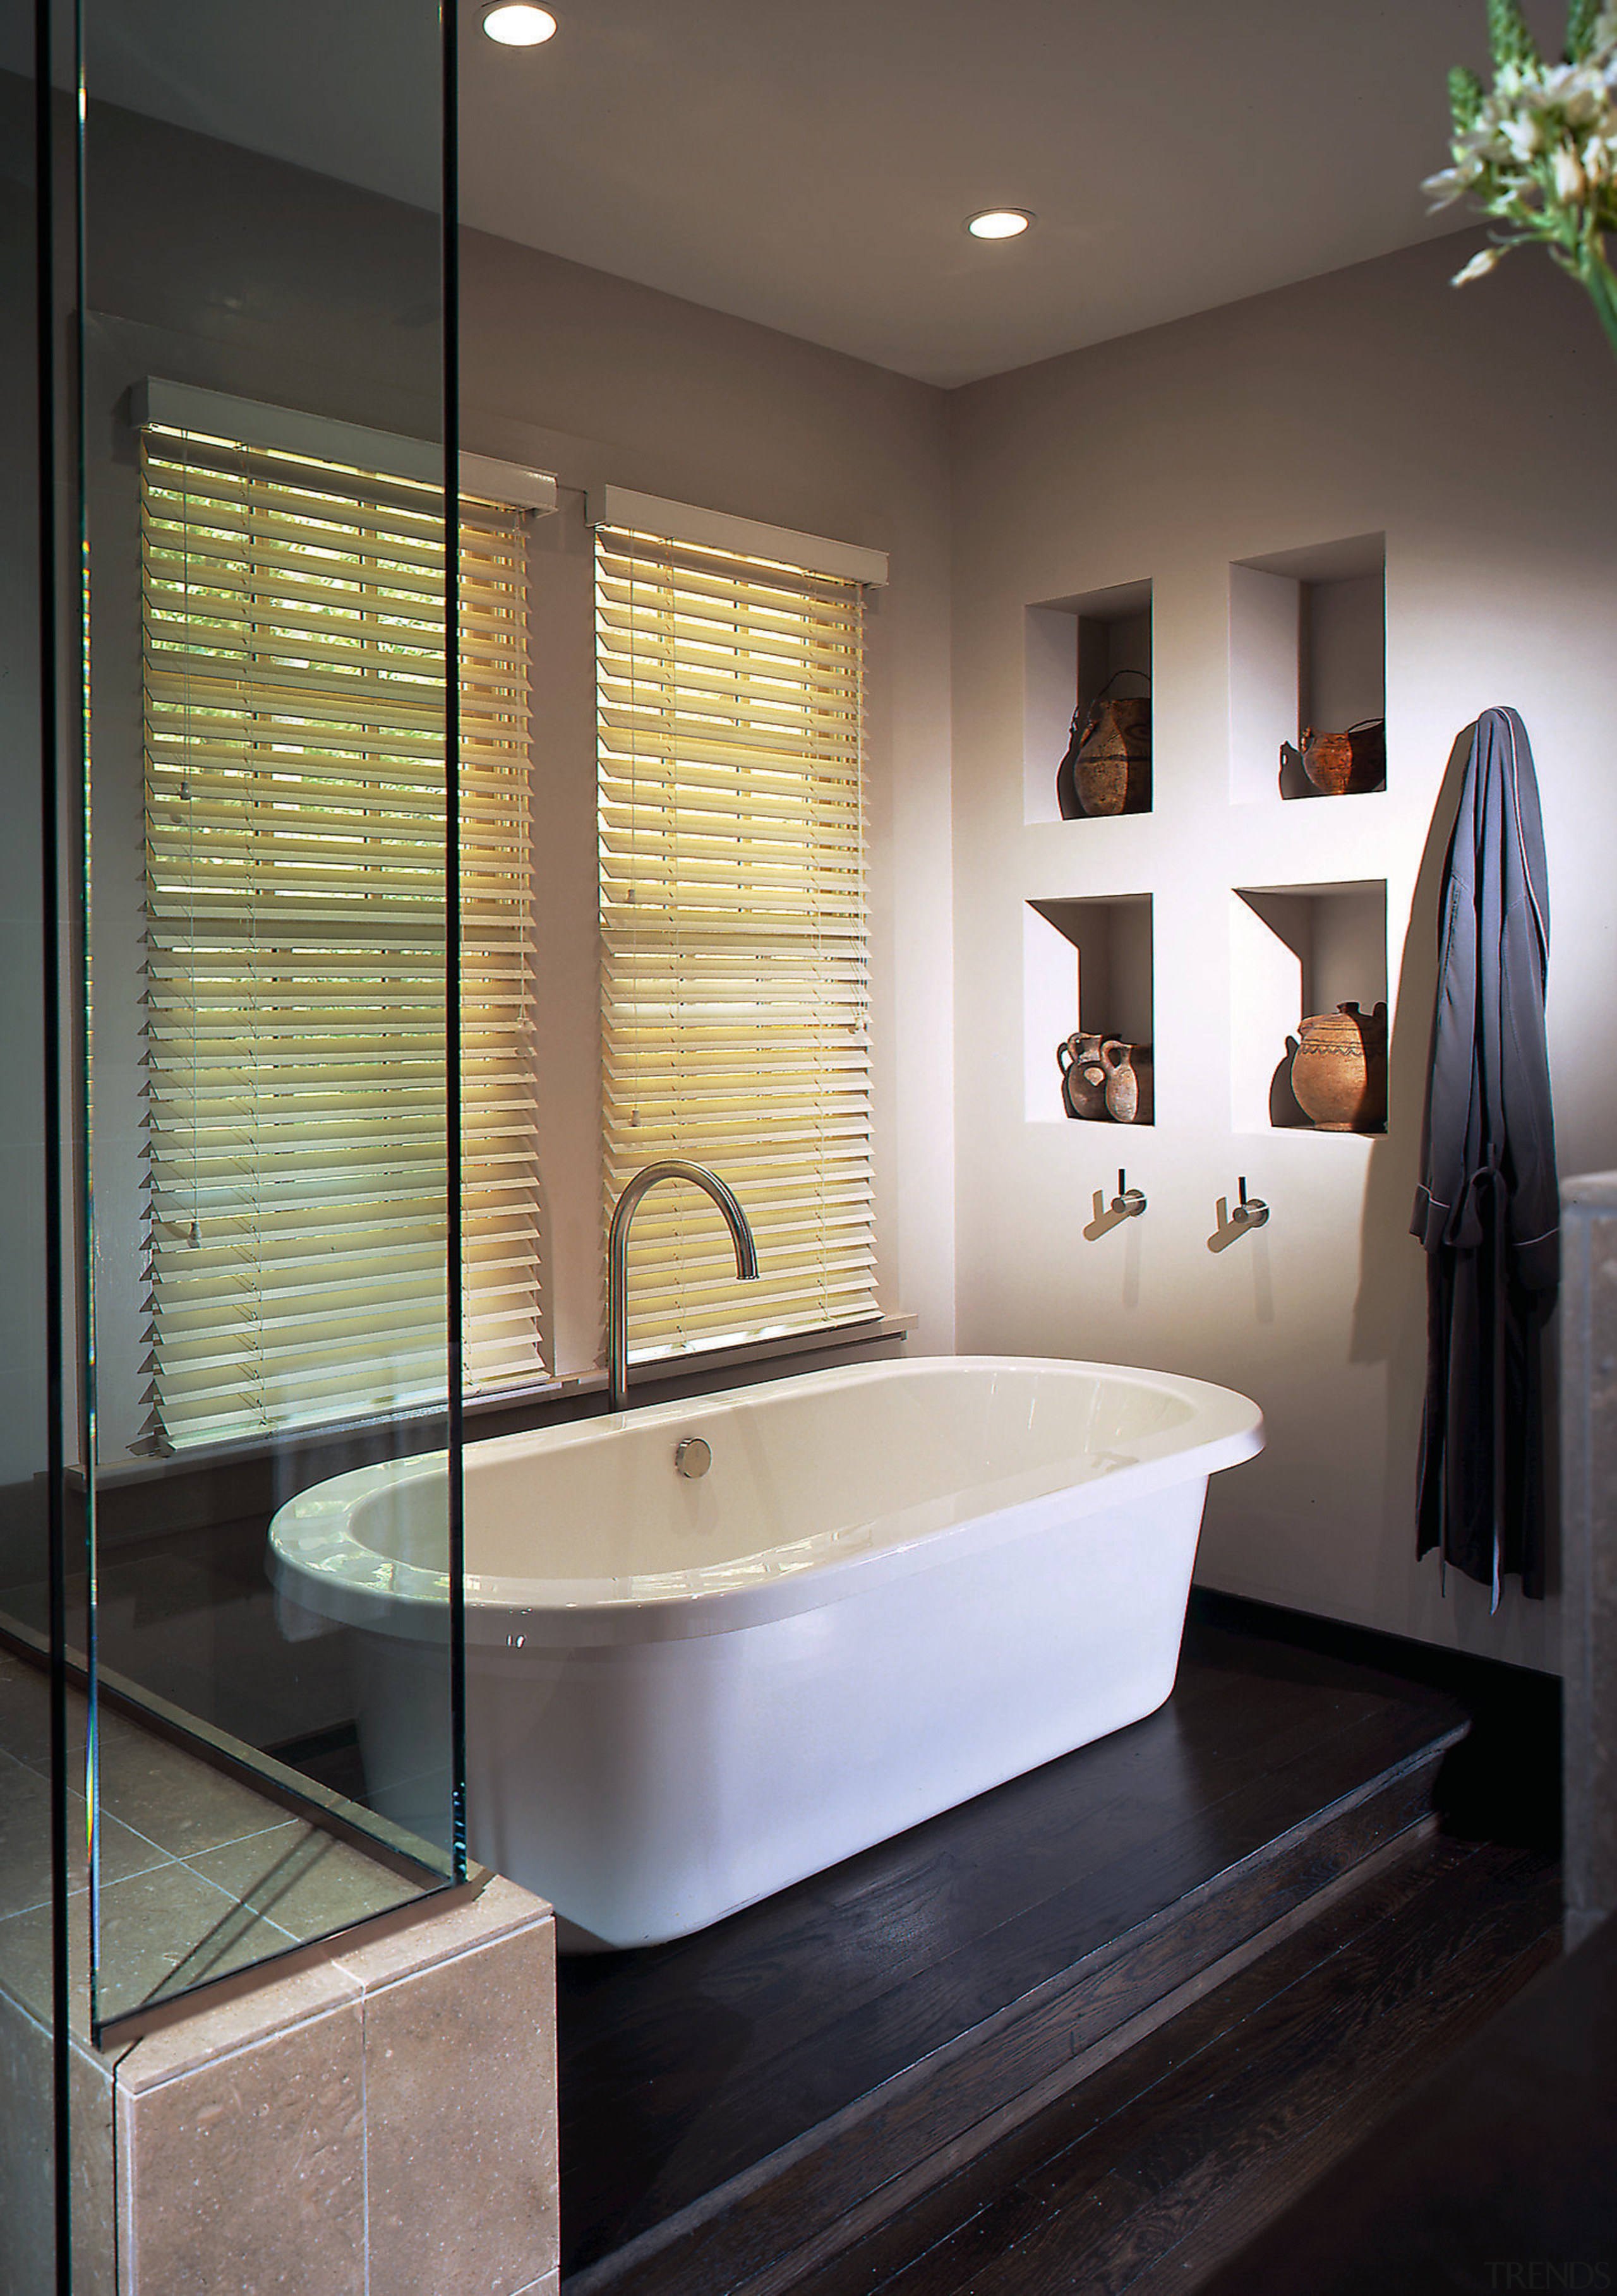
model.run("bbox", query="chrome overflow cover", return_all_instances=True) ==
[675,1437,712,1480]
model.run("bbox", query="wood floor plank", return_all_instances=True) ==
[565,1767,1453,2296]
[1028,1844,1561,2214]
[795,1843,1556,2296]
[784,1832,1481,2296]
[872,2173,1145,2296]
[1116,1928,1563,2296]
[562,1713,1459,2263]
[928,1860,1562,2296]
[1193,1901,1617,2296]
[558,1636,1476,2287]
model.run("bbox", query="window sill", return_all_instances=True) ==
[87,1313,917,1510]
[469,1311,917,1425]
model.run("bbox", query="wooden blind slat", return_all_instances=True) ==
[143,429,545,1449]
[596,525,877,1365]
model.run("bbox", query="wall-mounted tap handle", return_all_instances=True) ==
[1110,1168,1147,1217]
[1233,1176,1269,1227]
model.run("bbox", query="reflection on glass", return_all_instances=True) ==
[75,0,464,2029]
[0,20,65,2287]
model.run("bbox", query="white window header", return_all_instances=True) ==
[130,376,558,514]
[586,483,887,588]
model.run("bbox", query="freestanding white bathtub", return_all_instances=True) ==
[268,1356,1263,1949]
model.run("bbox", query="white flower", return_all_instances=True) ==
[1452,245,1506,286]
[1538,62,1606,123]
[1554,145,1590,201]
[1500,114,1544,162]
[1423,165,1469,208]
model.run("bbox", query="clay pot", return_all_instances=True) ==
[1101,1041,1139,1123]
[1074,697,1152,816]
[1289,1002,1388,1131]
[1057,1031,1110,1120]
[1299,719,1385,798]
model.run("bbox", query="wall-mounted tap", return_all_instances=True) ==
[1110,1169,1146,1219]
[606,1161,759,1413]
[1084,1168,1147,1240]
[1208,1176,1270,1252]
[1232,1176,1268,1228]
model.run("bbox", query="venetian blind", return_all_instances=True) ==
[596,525,877,1361]
[141,424,542,1450]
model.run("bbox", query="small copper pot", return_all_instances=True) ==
[1299,719,1386,797]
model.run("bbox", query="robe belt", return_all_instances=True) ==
[1446,1152,1504,1251]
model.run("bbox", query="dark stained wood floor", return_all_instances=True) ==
[1198,1882,1611,2296]
[790,1834,1560,2295]
[557,1617,1487,2288]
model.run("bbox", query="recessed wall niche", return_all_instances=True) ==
[1024,579,1153,824]
[1024,896,1154,1125]
[1231,880,1388,1132]
[1229,534,1385,804]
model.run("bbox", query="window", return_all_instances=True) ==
[595,518,878,1361]
[141,420,541,1449]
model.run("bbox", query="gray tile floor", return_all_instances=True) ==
[0,1648,429,2026]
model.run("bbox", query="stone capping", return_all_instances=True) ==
[1560,1169,1617,1952]
[93,1863,493,2056]
[109,1873,558,2296]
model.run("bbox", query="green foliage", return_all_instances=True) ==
[1448,63,1487,129]
[1565,0,1602,60]
[1486,0,1541,71]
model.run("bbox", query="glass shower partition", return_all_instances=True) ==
[0,3,72,2283]
[74,0,466,2035]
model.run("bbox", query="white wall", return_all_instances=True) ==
[947,232,1617,1673]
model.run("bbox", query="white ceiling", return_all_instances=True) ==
[54,0,1546,388]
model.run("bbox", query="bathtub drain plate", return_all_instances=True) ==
[675,1437,712,1479]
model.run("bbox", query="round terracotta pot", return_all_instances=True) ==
[1290,1002,1388,1131]
[1300,719,1386,798]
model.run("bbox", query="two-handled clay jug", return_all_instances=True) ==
[1057,1031,1110,1120]
[1100,1040,1139,1124]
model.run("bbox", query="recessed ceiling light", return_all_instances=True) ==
[966,208,1033,240]
[482,3,557,45]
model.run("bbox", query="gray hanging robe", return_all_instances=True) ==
[1410,707,1557,1607]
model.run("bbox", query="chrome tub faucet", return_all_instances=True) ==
[606,1161,759,1413]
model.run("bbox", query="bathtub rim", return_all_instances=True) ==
[267,1355,1263,1647]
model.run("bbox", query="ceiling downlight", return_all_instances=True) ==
[966,208,1034,240]
[482,4,558,46]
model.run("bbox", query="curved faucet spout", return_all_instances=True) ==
[606,1161,759,1414]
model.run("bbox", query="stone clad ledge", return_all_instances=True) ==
[120,1873,558,2295]
[25,1871,559,2296]
[1561,1171,1617,1952]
